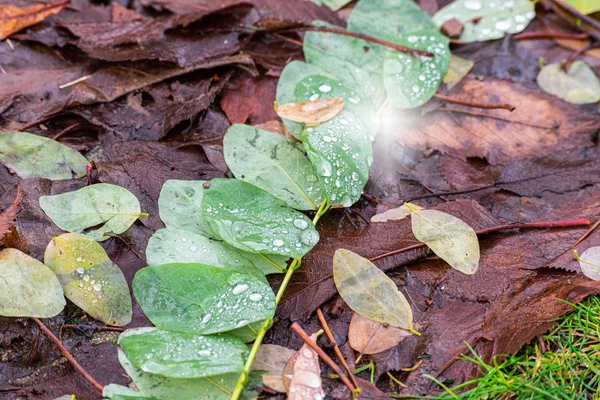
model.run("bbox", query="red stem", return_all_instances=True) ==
[513,31,589,40]
[32,318,104,393]
[370,218,590,262]
[434,94,515,111]
[290,322,358,397]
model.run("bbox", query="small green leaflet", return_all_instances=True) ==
[409,206,480,274]
[348,0,450,109]
[158,180,215,238]
[39,183,146,241]
[133,263,276,335]
[223,124,325,211]
[433,0,535,42]
[443,54,474,89]
[563,0,600,14]
[146,228,272,280]
[0,248,65,317]
[203,179,319,258]
[44,233,132,326]
[0,131,90,180]
[303,110,372,207]
[332,249,414,331]
[119,328,249,378]
[537,61,600,104]
[575,247,600,281]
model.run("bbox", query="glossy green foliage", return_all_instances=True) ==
[158,180,215,238]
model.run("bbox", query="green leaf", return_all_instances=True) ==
[223,124,325,211]
[0,248,65,318]
[158,180,216,238]
[44,233,132,326]
[347,0,450,108]
[537,61,600,105]
[39,183,145,241]
[575,247,600,281]
[0,131,90,180]
[409,207,480,274]
[304,22,386,108]
[119,329,249,378]
[433,0,535,42]
[443,54,474,89]
[302,110,372,207]
[146,228,273,280]
[203,179,319,258]
[332,249,413,330]
[133,263,276,335]
[564,0,600,14]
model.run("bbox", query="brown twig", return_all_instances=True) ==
[32,318,104,393]
[434,94,515,112]
[564,43,600,71]
[59,323,124,341]
[280,25,434,58]
[316,309,360,389]
[361,192,395,209]
[513,31,589,41]
[570,220,600,249]
[370,218,591,262]
[548,0,600,39]
[52,123,80,140]
[435,338,479,378]
[439,107,557,130]
[290,322,357,397]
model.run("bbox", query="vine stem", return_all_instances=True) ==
[31,318,104,393]
[230,199,330,400]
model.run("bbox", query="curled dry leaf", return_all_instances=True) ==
[333,249,414,331]
[252,344,297,393]
[288,333,325,400]
[575,247,600,281]
[371,203,422,223]
[348,313,411,355]
[275,97,344,127]
[409,205,480,275]
[0,0,68,40]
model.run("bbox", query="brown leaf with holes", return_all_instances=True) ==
[0,0,67,40]
[276,97,345,127]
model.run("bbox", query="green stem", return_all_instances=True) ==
[230,199,330,400]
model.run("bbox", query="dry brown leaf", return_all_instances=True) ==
[348,313,411,355]
[0,0,68,40]
[276,97,344,127]
[252,344,296,393]
[0,184,22,242]
[288,333,325,400]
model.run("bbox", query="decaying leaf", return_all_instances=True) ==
[333,249,414,331]
[409,205,480,275]
[276,97,344,127]
[537,61,600,104]
[44,233,132,326]
[371,203,422,223]
[348,313,411,355]
[0,248,65,318]
[575,247,600,281]
[433,0,535,42]
[0,184,22,241]
[288,333,325,400]
[0,0,67,40]
[252,344,297,393]
[443,54,474,90]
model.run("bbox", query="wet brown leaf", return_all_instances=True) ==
[0,0,67,40]
[288,333,325,400]
[348,313,411,355]
[276,98,345,127]
[0,183,22,241]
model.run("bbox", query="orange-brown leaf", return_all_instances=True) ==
[0,0,68,41]
[288,333,325,400]
[348,313,411,355]
[276,97,344,127]
[0,184,22,242]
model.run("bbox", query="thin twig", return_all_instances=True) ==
[290,322,358,397]
[513,31,589,40]
[370,218,591,262]
[52,123,80,140]
[434,94,515,111]
[570,220,600,249]
[31,318,104,393]
[316,309,360,389]
[564,43,600,71]
[439,107,557,130]
[361,192,395,209]
[59,323,123,341]
[435,338,479,378]
[279,25,434,58]
[548,0,600,39]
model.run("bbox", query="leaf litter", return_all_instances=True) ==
[1,0,600,398]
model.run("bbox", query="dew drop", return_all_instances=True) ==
[348,97,359,104]
[272,239,284,247]
[301,230,319,246]
[202,313,212,324]
[322,136,332,143]
[198,350,211,357]
[412,85,420,93]
[351,172,359,181]
[190,245,197,252]
[495,19,512,31]
[76,267,85,274]
[309,93,319,101]
[93,283,102,291]
[318,84,332,93]
[236,320,249,328]
[294,219,309,230]
[233,283,249,295]
[249,293,263,302]
[83,274,90,282]
[464,0,482,10]
[318,160,333,177]
[76,257,83,262]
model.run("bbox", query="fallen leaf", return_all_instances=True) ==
[348,313,411,355]
[575,247,600,280]
[288,333,325,400]
[252,344,297,393]
[371,203,422,223]
[0,184,22,241]
[0,0,67,40]
[563,0,600,14]
[443,54,474,90]
[276,97,344,127]
[333,249,414,331]
[44,233,133,326]
[0,248,65,318]
[537,61,600,104]
[410,205,480,275]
